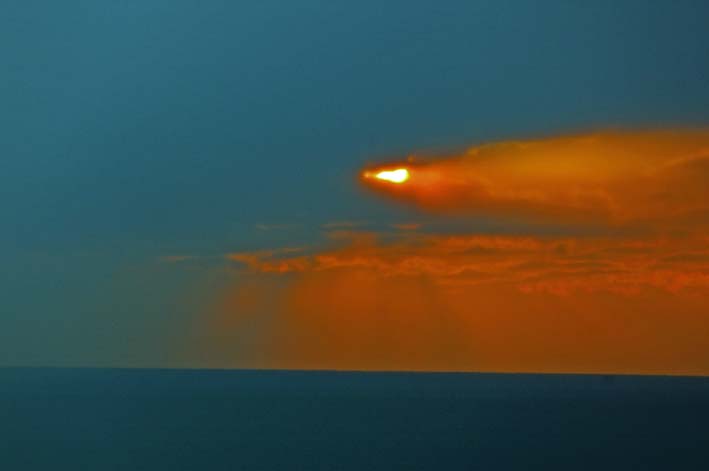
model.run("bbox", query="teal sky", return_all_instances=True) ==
[2,1,709,367]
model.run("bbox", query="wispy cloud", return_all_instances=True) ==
[159,255,197,263]
[321,221,370,229]
[390,223,422,231]
[228,231,709,295]
[361,129,709,225]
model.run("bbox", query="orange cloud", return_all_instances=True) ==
[227,232,709,295]
[192,129,709,375]
[391,223,422,231]
[199,230,709,375]
[361,129,709,225]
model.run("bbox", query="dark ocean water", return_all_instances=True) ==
[1,368,708,470]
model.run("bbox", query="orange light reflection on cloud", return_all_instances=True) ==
[210,230,709,375]
[360,130,709,225]
[196,129,709,375]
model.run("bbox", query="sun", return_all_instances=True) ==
[369,168,410,184]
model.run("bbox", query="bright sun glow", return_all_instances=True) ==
[373,168,410,184]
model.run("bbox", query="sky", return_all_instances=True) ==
[2,1,709,372]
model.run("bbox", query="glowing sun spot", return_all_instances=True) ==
[372,168,410,184]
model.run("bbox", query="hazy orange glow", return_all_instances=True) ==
[227,232,709,296]
[202,229,709,375]
[194,129,709,375]
[360,130,709,225]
